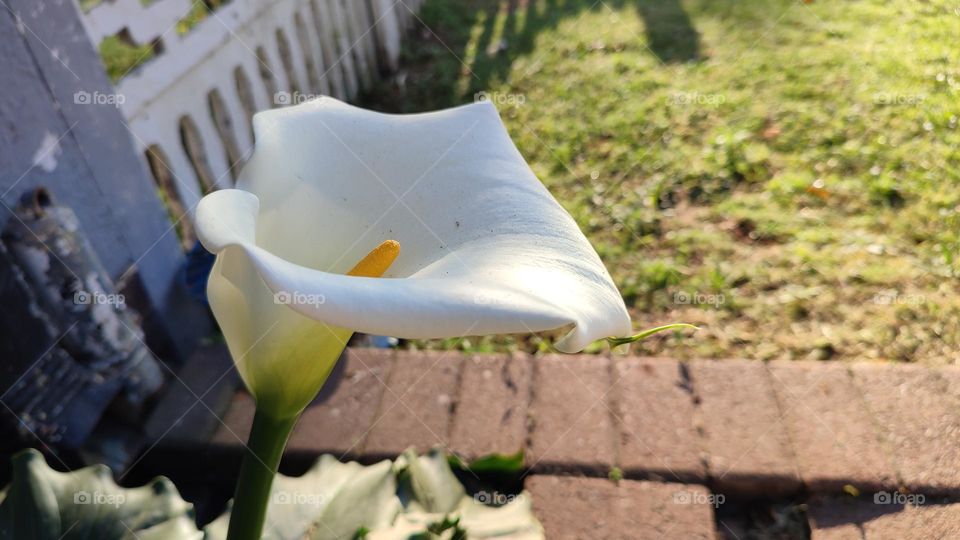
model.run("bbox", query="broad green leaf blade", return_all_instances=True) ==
[401,448,465,514]
[1,449,542,540]
[0,449,200,540]
[208,449,543,540]
[307,458,399,540]
[204,455,399,540]
[456,491,543,539]
[366,489,543,539]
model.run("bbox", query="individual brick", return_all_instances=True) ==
[807,498,872,540]
[363,350,463,458]
[689,359,801,496]
[851,362,960,494]
[209,348,395,457]
[767,361,897,493]
[810,521,863,540]
[808,498,960,540]
[527,354,616,474]
[286,348,394,457]
[613,357,704,482]
[861,502,960,539]
[526,475,716,539]
[448,353,532,462]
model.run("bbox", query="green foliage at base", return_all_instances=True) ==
[0,449,199,540]
[0,449,542,540]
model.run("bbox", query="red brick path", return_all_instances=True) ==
[200,349,960,539]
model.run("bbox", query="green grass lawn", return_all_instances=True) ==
[362,0,960,364]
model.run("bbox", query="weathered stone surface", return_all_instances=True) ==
[363,350,462,457]
[767,361,896,493]
[852,362,960,494]
[527,355,615,473]
[286,348,394,457]
[0,0,209,360]
[448,353,532,462]
[689,359,801,495]
[613,357,704,482]
[527,475,716,539]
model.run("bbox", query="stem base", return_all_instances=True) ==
[225,409,298,540]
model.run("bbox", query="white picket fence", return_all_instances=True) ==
[76,0,422,245]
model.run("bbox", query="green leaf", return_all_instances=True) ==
[399,448,465,514]
[209,448,543,540]
[0,448,542,540]
[204,454,399,540]
[0,449,201,540]
[457,452,525,475]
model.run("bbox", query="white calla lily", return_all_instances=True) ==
[196,97,631,417]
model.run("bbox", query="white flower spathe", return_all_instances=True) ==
[195,97,630,416]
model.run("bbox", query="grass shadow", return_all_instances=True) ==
[363,0,700,111]
[634,0,700,63]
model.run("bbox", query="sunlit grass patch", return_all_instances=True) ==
[367,0,960,363]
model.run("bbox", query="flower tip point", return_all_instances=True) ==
[604,322,698,347]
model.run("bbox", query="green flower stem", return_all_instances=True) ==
[226,408,298,540]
